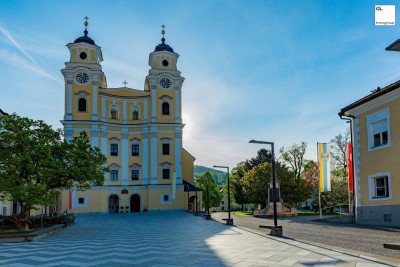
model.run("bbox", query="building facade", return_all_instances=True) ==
[0,108,12,216]
[60,22,200,213]
[339,42,400,226]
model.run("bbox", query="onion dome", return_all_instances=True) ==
[74,16,95,45]
[154,25,174,53]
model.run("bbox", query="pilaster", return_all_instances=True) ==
[121,129,129,186]
[66,80,73,120]
[150,128,158,184]
[142,129,149,185]
[92,80,98,120]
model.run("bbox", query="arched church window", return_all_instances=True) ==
[162,102,170,115]
[133,110,139,120]
[111,108,117,119]
[75,91,89,112]
[78,98,87,112]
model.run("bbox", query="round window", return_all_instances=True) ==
[162,59,169,67]
[80,52,87,60]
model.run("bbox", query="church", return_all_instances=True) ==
[60,19,200,213]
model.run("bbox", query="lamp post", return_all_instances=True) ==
[249,139,282,236]
[194,179,198,216]
[213,165,233,225]
[205,174,211,220]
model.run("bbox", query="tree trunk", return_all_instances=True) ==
[241,203,244,212]
[12,203,31,231]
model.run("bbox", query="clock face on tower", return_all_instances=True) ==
[160,77,171,89]
[76,73,89,84]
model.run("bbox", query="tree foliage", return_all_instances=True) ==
[316,177,349,209]
[279,142,307,180]
[242,162,271,207]
[195,171,222,208]
[330,129,350,177]
[230,162,247,211]
[0,114,108,230]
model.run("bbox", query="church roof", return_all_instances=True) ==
[154,25,174,53]
[74,29,95,45]
[339,79,400,117]
[183,180,202,192]
[154,39,174,53]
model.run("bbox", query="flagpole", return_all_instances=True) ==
[317,142,322,221]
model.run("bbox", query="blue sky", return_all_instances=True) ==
[1,1,399,169]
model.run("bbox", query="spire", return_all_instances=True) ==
[154,24,174,53]
[161,24,166,44]
[74,16,95,45]
[84,16,89,36]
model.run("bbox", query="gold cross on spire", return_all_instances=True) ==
[161,24,165,38]
[122,80,128,87]
[84,16,89,29]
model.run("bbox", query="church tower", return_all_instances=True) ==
[145,26,185,185]
[61,17,106,127]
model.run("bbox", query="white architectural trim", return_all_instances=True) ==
[121,130,128,186]
[142,130,149,185]
[123,100,127,124]
[101,97,106,122]
[353,118,361,211]
[368,172,392,201]
[151,88,157,122]
[144,100,148,123]
[66,80,73,120]
[174,86,181,123]
[92,81,98,120]
[91,126,98,147]
[150,130,158,184]
[174,131,182,184]
[160,194,172,204]
[366,108,390,152]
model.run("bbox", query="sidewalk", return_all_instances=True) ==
[0,211,398,266]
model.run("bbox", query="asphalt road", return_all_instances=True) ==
[211,212,400,260]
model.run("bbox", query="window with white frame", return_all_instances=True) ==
[131,138,140,156]
[161,162,172,180]
[366,108,390,151]
[109,163,120,182]
[160,95,172,116]
[130,163,140,181]
[109,104,119,120]
[131,106,140,120]
[368,172,391,200]
[77,196,88,207]
[109,138,119,156]
[76,91,89,112]
[160,138,171,155]
[160,194,171,204]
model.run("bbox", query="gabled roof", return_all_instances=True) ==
[339,79,400,117]
[183,180,202,192]
[0,108,8,116]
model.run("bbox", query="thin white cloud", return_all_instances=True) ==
[0,48,61,82]
[0,24,39,67]
[0,24,60,82]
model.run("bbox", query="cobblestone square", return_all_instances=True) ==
[0,212,398,266]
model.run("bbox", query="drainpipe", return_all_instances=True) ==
[340,114,356,222]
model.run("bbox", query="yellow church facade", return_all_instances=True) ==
[60,22,200,213]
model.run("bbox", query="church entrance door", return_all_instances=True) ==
[130,194,140,212]
[108,195,119,214]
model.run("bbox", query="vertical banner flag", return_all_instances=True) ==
[318,143,331,192]
[69,183,77,209]
[172,172,176,199]
[347,143,354,191]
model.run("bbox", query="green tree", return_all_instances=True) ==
[317,177,349,210]
[244,149,272,171]
[330,130,350,178]
[242,162,271,207]
[279,142,307,180]
[195,171,222,208]
[0,114,108,231]
[230,162,247,211]
[279,163,312,208]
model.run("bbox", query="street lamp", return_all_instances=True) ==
[249,139,282,237]
[205,174,211,220]
[194,179,198,216]
[213,165,233,225]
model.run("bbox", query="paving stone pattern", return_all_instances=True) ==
[0,211,398,266]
